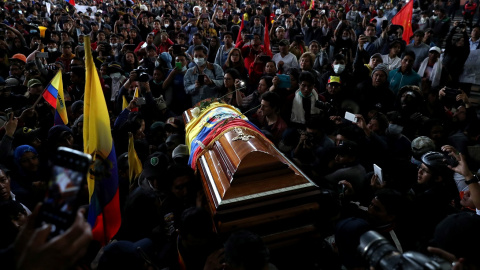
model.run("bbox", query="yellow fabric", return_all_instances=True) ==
[52,70,68,124]
[83,36,114,201]
[128,133,143,183]
[185,103,245,152]
[122,96,129,110]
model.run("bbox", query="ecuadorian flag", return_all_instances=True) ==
[83,36,121,245]
[42,70,68,126]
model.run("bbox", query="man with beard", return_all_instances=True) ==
[388,51,421,96]
[168,19,185,41]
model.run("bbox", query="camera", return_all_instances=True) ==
[444,87,460,99]
[315,100,333,114]
[29,69,39,75]
[358,230,450,270]
[133,67,150,82]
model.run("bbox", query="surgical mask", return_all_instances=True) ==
[155,60,160,67]
[342,36,349,40]
[152,79,162,85]
[110,72,121,79]
[110,43,117,47]
[182,66,187,72]
[431,15,437,20]
[78,43,84,46]
[387,123,403,136]
[333,64,345,74]
[102,75,110,79]
[48,48,57,52]
[164,24,169,28]
[194,57,206,66]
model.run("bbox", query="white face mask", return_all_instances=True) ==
[48,48,57,52]
[342,36,349,40]
[333,64,345,74]
[110,43,117,47]
[164,24,169,28]
[111,72,121,79]
[194,57,206,66]
[182,66,187,71]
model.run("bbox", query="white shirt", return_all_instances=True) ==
[272,52,300,74]
[470,38,480,51]
[381,54,401,71]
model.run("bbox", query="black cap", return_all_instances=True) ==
[142,152,169,179]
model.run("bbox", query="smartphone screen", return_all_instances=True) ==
[373,164,383,184]
[38,147,91,236]
[345,112,357,123]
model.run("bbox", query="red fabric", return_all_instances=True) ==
[91,189,121,246]
[236,17,244,44]
[264,17,272,57]
[391,0,414,44]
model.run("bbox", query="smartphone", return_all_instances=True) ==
[37,147,92,237]
[444,87,460,99]
[198,74,205,84]
[277,74,291,88]
[344,111,357,123]
[136,97,146,106]
[37,52,49,58]
[373,164,383,185]
[382,20,388,29]
[175,62,182,69]
[259,55,271,62]
[5,108,13,120]
[172,44,182,54]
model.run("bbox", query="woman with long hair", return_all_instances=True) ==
[223,48,248,81]
[121,51,139,76]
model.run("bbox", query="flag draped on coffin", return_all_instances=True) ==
[185,103,267,170]
[43,70,68,126]
[391,0,414,44]
[83,36,121,246]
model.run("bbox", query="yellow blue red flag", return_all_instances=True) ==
[128,133,143,183]
[42,70,68,125]
[83,36,121,246]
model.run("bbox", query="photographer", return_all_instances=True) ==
[442,22,470,88]
[115,69,156,116]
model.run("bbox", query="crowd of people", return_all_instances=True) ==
[1,0,480,268]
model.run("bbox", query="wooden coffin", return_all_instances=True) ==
[183,104,322,243]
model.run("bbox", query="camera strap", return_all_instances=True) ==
[389,230,403,253]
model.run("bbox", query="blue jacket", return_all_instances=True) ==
[388,68,421,96]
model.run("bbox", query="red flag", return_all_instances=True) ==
[264,17,272,57]
[391,0,413,44]
[236,17,244,45]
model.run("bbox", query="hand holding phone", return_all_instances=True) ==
[37,147,91,238]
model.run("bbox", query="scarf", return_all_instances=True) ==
[417,58,442,88]
[291,90,321,124]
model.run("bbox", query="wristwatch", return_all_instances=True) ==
[465,174,479,185]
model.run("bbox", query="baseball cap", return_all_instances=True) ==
[142,152,169,179]
[429,46,441,54]
[370,53,382,60]
[279,39,289,46]
[27,79,42,88]
[328,76,341,84]
[411,136,435,160]
[172,144,189,160]
[5,78,20,88]
[9,54,27,64]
